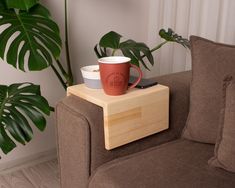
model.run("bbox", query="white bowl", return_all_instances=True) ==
[80,65,102,89]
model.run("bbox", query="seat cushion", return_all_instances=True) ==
[89,139,235,188]
[182,36,235,144]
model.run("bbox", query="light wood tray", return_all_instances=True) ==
[67,84,169,150]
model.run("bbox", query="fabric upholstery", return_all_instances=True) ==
[89,139,235,188]
[183,36,235,144]
[209,77,235,173]
[56,71,191,188]
[156,71,191,137]
[56,102,92,188]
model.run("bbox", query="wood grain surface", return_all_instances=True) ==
[68,84,169,150]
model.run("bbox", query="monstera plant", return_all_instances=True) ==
[0,0,73,88]
[0,0,73,154]
[95,28,190,70]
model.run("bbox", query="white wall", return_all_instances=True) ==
[68,0,151,82]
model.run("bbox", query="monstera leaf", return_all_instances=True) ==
[5,0,39,11]
[0,2,62,71]
[94,31,154,70]
[94,29,190,71]
[0,83,51,154]
[159,28,190,49]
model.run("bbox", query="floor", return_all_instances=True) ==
[0,159,59,188]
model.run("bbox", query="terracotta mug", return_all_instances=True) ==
[98,56,142,96]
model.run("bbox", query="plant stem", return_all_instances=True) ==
[56,60,68,78]
[50,0,74,89]
[51,64,67,90]
[64,0,73,86]
[141,40,169,59]
[112,49,116,56]
[150,40,169,53]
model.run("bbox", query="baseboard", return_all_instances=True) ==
[0,148,57,174]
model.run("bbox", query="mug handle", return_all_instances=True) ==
[128,64,143,89]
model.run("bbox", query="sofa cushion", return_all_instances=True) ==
[89,139,235,188]
[209,77,235,173]
[182,36,235,144]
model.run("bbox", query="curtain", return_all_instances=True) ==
[145,0,235,77]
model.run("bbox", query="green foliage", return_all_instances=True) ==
[5,0,39,11]
[94,31,154,70]
[159,28,190,48]
[99,31,122,49]
[0,83,51,154]
[0,3,62,71]
[94,29,190,70]
[0,0,72,155]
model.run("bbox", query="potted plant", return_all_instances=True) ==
[80,28,190,89]
[95,28,190,70]
[0,0,72,155]
[0,0,73,89]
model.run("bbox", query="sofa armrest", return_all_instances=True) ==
[56,71,191,188]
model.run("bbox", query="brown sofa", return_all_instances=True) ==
[56,71,235,188]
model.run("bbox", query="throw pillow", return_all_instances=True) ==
[182,36,235,143]
[208,76,235,173]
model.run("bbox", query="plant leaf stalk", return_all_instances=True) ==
[140,40,169,59]
[150,40,169,53]
[64,0,73,86]
[51,0,74,89]
[51,64,67,89]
